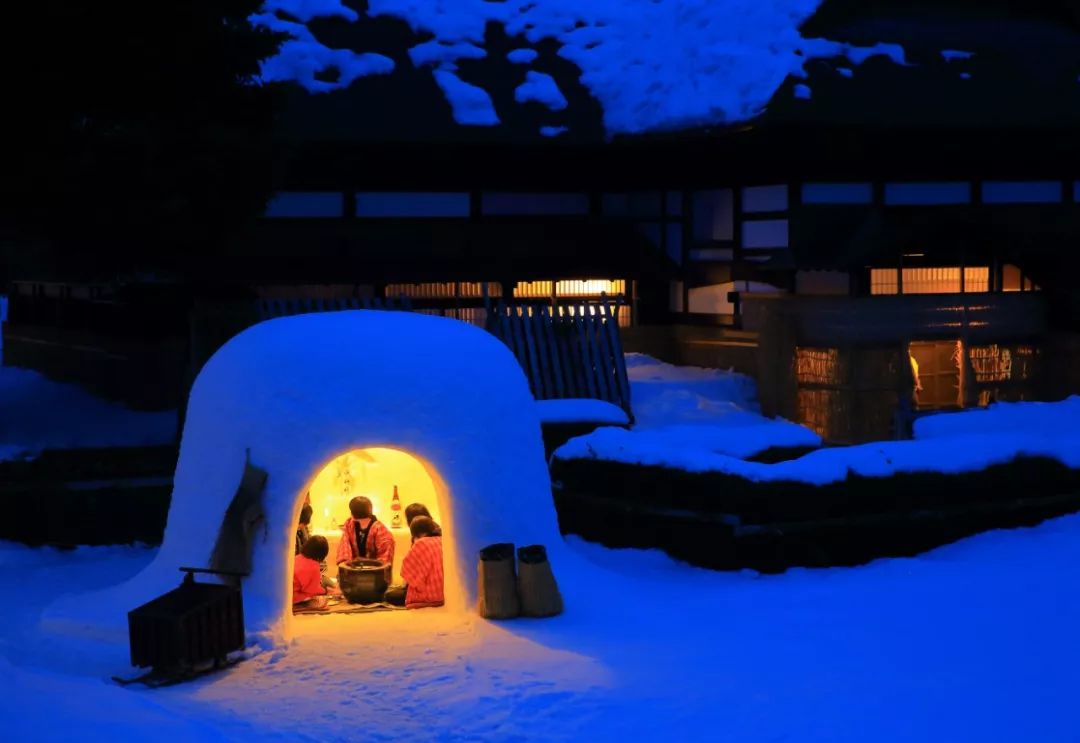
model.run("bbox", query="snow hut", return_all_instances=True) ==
[120,310,559,636]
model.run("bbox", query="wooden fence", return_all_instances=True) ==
[486,295,633,422]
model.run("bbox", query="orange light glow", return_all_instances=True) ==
[296,447,461,612]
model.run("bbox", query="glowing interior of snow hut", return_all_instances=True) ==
[293,446,454,616]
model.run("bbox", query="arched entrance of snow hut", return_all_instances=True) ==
[288,446,464,630]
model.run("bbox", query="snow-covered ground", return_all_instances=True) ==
[556,354,1080,485]
[254,1,906,134]
[1,293,176,460]
[7,512,1080,741]
[0,365,177,462]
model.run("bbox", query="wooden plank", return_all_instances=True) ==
[531,306,557,399]
[552,307,577,397]
[600,297,633,416]
[521,306,544,398]
[592,306,615,403]
[544,305,567,398]
[592,302,618,404]
[571,306,599,399]
[563,307,588,398]
[584,306,611,403]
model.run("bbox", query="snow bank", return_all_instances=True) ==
[60,311,558,639]
[557,356,1080,485]
[0,366,176,461]
[626,352,760,428]
[255,1,909,134]
[557,420,820,466]
[915,397,1080,441]
[555,354,820,465]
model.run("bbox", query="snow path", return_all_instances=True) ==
[6,514,1080,741]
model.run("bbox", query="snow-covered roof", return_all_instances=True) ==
[90,311,559,637]
[253,0,905,136]
[252,3,1080,148]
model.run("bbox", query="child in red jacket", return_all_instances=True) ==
[400,516,444,609]
[293,535,330,604]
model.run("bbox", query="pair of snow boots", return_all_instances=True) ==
[477,543,563,619]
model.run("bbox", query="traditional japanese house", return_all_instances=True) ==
[4,1,1080,440]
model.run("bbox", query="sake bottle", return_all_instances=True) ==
[391,485,402,528]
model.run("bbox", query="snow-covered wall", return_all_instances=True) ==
[253,0,905,135]
[90,311,558,638]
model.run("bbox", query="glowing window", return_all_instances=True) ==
[871,267,990,295]
[385,283,502,299]
[513,281,553,299]
[870,269,899,295]
[555,279,625,297]
[1002,264,1022,292]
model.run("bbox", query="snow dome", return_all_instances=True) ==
[112,310,560,637]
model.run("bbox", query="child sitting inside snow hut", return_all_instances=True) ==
[295,504,313,554]
[293,535,331,604]
[336,496,395,567]
[397,516,444,609]
[404,502,443,540]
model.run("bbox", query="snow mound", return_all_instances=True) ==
[60,311,558,638]
[556,354,821,465]
[254,1,909,134]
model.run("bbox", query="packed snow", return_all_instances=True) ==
[514,71,569,111]
[8,511,1080,740]
[535,398,629,425]
[254,1,909,134]
[432,68,501,126]
[507,48,539,65]
[0,365,177,462]
[253,9,394,93]
[555,354,820,466]
[556,355,1080,485]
